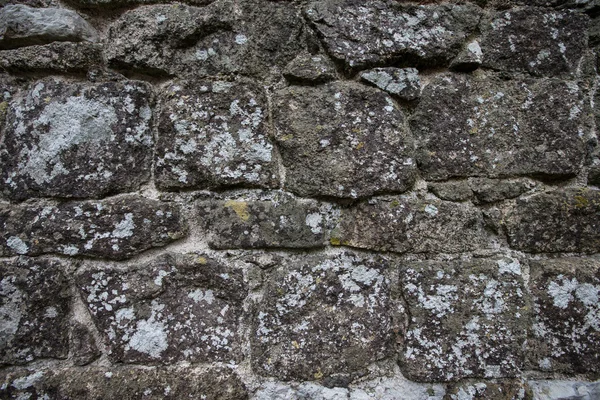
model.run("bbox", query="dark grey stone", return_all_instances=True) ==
[429,181,473,202]
[359,67,421,101]
[283,53,337,84]
[0,42,102,73]
[71,321,101,366]
[468,177,536,204]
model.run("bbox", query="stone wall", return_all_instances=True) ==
[1,0,600,399]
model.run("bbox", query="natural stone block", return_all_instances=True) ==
[283,53,337,84]
[444,380,527,400]
[450,40,483,72]
[71,321,101,366]
[527,380,600,400]
[429,181,473,202]
[332,196,489,254]
[273,82,416,199]
[468,177,536,204]
[66,0,214,8]
[155,80,278,191]
[0,195,187,260]
[252,251,393,381]
[0,42,102,73]
[0,79,154,200]
[0,257,70,365]
[400,257,528,382]
[412,74,586,181]
[503,188,600,253]
[78,253,246,364]
[528,258,600,376]
[359,67,421,101]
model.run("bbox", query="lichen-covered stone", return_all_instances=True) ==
[400,257,528,382]
[155,80,278,191]
[468,177,536,204]
[503,188,600,253]
[412,74,586,181]
[429,181,473,202]
[78,253,246,363]
[273,82,415,199]
[252,251,393,381]
[528,258,600,376]
[0,79,154,200]
[66,0,214,8]
[359,67,421,101]
[0,5,98,50]
[305,1,481,69]
[332,196,489,254]
[0,195,187,260]
[450,40,483,72]
[480,8,588,77]
[444,380,527,400]
[283,53,337,84]
[0,257,70,365]
[527,380,600,400]
[198,192,336,249]
[0,42,102,73]
[0,366,248,399]
[0,74,21,130]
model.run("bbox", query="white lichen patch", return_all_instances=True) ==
[6,236,28,255]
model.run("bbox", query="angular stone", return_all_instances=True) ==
[332,196,489,254]
[481,8,588,77]
[450,40,483,72]
[0,79,154,201]
[0,195,187,260]
[0,257,70,365]
[0,42,102,73]
[71,321,101,366]
[273,82,415,199]
[412,74,586,181]
[283,53,337,84]
[252,251,393,381]
[198,192,336,249]
[305,1,481,69]
[359,68,421,101]
[429,181,473,202]
[503,188,600,253]
[528,258,600,375]
[527,380,600,400]
[155,80,278,191]
[444,380,527,400]
[0,366,248,399]
[468,177,536,204]
[400,257,528,382]
[0,5,98,50]
[78,253,246,364]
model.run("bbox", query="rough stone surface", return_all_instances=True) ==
[274,82,415,199]
[283,53,337,84]
[412,73,586,181]
[71,321,101,366]
[469,178,536,204]
[359,67,421,101]
[0,257,70,365]
[444,380,527,400]
[450,40,483,72]
[0,42,102,73]
[252,251,392,381]
[0,195,187,260]
[429,181,473,202]
[527,380,600,400]
[155,80,278,191]
[400,257,528,382]
[66,0,214,8]
[528,258,600,376]
[0,5,98,50]
[0,79,154,200]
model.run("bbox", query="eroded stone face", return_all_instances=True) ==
[0,42,102,73]
[444,380,527,400]
[252,251,393,381]
[412,74,586,181]
[528,258,600,376]
[0,79,154,200]
[155,80,278,191]
[400,257,528,382]
[78,253,246,364]
[0,195,187,260]
[359,67,421,101]
[273,82,415,199]
[283,53,337,84]
[0,257,70,365]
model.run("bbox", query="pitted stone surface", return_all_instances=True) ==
[305,1,481,69]
[528,258,600,376]
[273,82,415,199]
[78,253,246,364]
[283,53,337,84]
[481,8,588,77]
[429,181,473,202]
[0,195,187,260]
[66,0,214,8]
[444,380,527,400]
[527,380,600,400]
[469,178,536,204]
[503,188,600,253]
[332,196,488,254]
[0,79,154,200]
[400,257,528,382]
[0,42,102,73]
[0,257,70,365]
[71,321,101,366]
[450,40,483,72]
[359,67,421,101]
[155,80,278,191]
[252,251,392,381]
[412,74,586,181]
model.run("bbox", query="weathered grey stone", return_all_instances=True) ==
[0,5,98,50]
[527,380,600,400]
[78,253,245,363]
[481,8,588,77]
[0,79,154,201]
[252,251,393,381]
[0,257,70,365]
[155,80,278,191]
[412,74,586,181]
[0,42,102,73]
[305,1,481,69]
[528,258,600,376]
[359,67,421,101]
[429,181,473,202]
[502,188,600,253]
[450,40,483,72]
[400,257,528,382]
[198,192,336,249]
[273,82,416,199]
[468,177,536,204]
[0,74,21,131]
[0,195,187,260]
[66,0,214,8]
[444,380,527,400]
[283,53,337,84]
[71,322,100,366]
[0,366,248,399]
[332,196,489,254]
